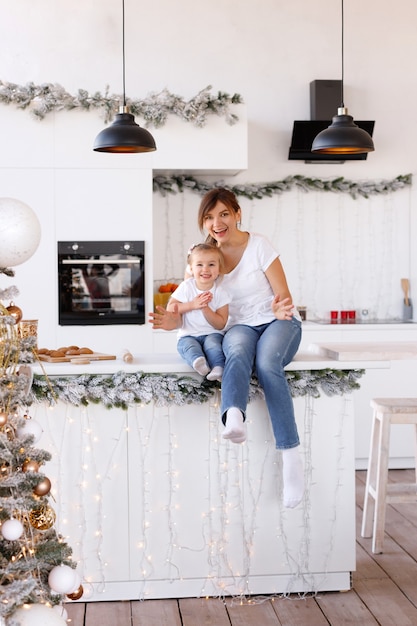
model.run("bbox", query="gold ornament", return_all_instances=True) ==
[29,504,56,530]
[0,463,10,476]
[22,459,40,473]
[6,303,23,324]
[33,476,52,496]
[67,584,84,601]
[3,424,15,441]
[0,411,8,427]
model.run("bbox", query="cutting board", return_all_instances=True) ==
[38,352,117,363]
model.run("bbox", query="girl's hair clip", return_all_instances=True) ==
[187,244,197,256]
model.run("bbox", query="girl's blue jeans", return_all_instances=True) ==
[221,318,302,449]
[177,333,225,369]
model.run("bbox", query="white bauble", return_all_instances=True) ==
[1,518,24,541]
[17,419,43,443]
[68,571,81,593]
[0,198,41,267]
[48,565,77,594]
[11,603,66,625]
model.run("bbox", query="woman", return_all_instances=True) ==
[150,188,303,508]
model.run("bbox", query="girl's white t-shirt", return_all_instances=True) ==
[221,233,280,328]
[172,278,231,339]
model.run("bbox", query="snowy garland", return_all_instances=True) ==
[31,369,364,411]
[0,80,242,127]
[153,173,412,200]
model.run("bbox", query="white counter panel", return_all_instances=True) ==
[31,392,356,600]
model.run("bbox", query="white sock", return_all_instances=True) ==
[222,407,246,443]
[192,357,210,376]
[282,446,304,509]
[206,366,224,381]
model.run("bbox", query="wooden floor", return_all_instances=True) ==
[65,470,417,626]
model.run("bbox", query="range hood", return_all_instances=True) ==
[288,80,375,163]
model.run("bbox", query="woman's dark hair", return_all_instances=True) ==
[198,188,241,245]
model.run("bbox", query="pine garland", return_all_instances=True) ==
[153,173,412,200]
[0,80,243,127]
[31,369,364,411]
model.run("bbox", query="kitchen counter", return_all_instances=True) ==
[31,363,358,600]
[32,350,388,376]
[29,343,403,602]
[310,341,417,361]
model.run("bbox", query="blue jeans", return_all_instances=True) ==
[177,333,225,369]
[221,318,302,449]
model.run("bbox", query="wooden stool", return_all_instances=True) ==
[361,398,417,553]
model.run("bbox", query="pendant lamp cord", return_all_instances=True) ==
[340,0,344,107]
[122,0,126,107]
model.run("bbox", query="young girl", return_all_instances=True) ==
[167,243,230,381]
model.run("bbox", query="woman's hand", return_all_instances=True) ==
[271,295,294,321]
[148,304,181,330]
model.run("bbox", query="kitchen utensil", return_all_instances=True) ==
[403,300,413,321]
[401,278,410,306]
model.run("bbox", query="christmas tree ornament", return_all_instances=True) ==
[67,584,84,601]
[48,564,78,594]
[68,570,81,592]
[29,504,56,530]
[22,458,40,473]
[0,462,10,476]
[0,197,41,268]
[12,603,67,625]
[33,476,52,497]
[18,364,34,396]
[3,424,15,441]
[0,410,8,427]
[17,415,43,443]
[1,517,24,540]
[6,302,23,323]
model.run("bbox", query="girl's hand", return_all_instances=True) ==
[271,295,294,320]
[148,304,181,330]
[192,291,213,309]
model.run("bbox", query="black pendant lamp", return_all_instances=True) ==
[93,0,156,153]
[311,0,374,155]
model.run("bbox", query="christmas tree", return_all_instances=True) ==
[0,279,81,625]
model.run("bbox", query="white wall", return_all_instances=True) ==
[0,0,415,354]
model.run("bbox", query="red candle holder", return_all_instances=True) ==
[348,310,356,323]
[330,310,338,324]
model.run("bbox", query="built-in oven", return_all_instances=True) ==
[58,241,145,325]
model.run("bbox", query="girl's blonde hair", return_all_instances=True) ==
[187,243,225,274]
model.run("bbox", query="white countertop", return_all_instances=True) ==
[31,350,389,376]
[311,341,417,361]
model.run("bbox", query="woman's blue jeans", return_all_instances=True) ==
[177,333,225,369]
[221,318,302,449]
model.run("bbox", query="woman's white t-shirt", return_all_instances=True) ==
[221,233,279,329]
[172,278,231,339]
